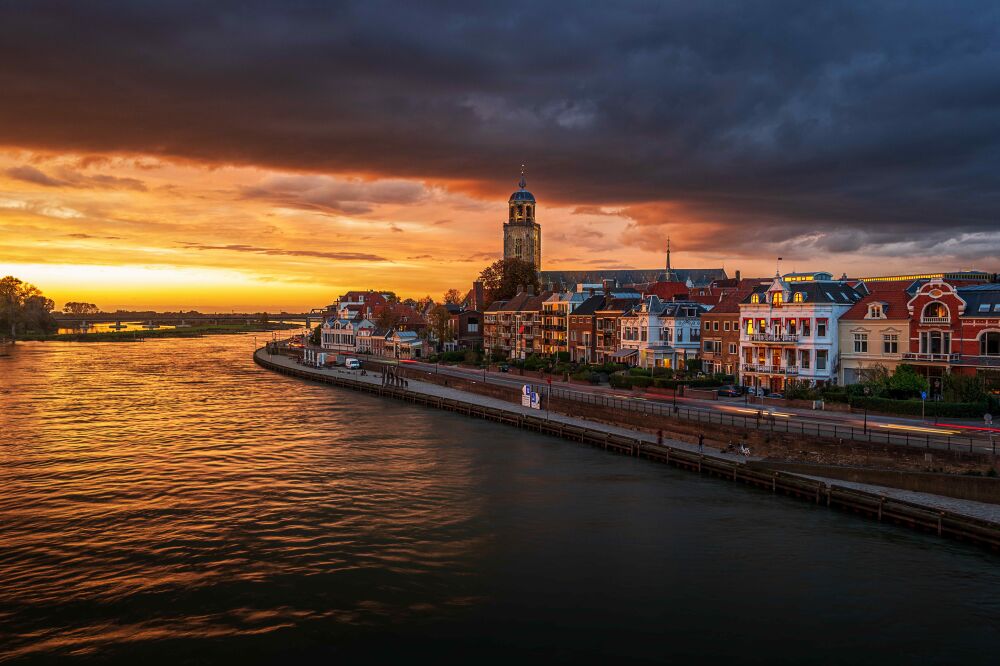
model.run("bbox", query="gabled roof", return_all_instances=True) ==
[568,294,605,317]
[642,281,689,301]
[744,281,863,305]
[499,290,553,313]
[840,283,912,320]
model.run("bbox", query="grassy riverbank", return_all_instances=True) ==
[19,323,300,342]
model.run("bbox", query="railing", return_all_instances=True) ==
[903,352,960,362]
[519,381,991,458]
[920,316,951,324]
[749,333,799,343]
[742,363,799,375]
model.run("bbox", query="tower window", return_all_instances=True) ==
[514,238,522,259]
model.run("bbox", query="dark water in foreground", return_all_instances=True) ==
[1,336,998,664]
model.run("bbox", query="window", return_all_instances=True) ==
[883,334,898,354]
[800,350,810,369]
[793,292,804,303]
[802,319,811,336]
[751,294,760,304]
[713,321,719,331]
[746,319,753,334]
[677,328,684,342]
[728,343,737,354]
[853,333,868,353]
[817,320,827,337]
[514,238,522,259]
[724,321,730,331]
[641,328,647,342]
[981,332,1000,356]
[817,350,828,370]
[868,304,883,318]
[772,292,783,305]
[919,331,951,355]
[922,302,949,321]
[705,321,711,331]
[788,319,797,335]
[982,304,993,313]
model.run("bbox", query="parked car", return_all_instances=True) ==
[498,364,509,373]
[765,392,784,399]
[344,358,361,369]
[717,385,741,397]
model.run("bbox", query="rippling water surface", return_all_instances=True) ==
[1,336,998,663]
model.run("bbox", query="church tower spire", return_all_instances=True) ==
[663,236,678,282]
[502,166,541,268]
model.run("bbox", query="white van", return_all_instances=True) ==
[345,358,361,370]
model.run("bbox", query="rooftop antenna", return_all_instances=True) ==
[776,257,783,278]
[518,164,526,190]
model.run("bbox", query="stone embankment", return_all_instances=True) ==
[254,348,1000,551]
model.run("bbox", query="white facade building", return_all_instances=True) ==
[619,296,706,369]
[739,274,863,392]
[321,318,374,354]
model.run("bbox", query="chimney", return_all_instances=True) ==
[517,284,525,295]
[602,279,614,295]
[526,284,534,295]
[547,281,555,292]
[473,281,484,310]
[735,269,741,282]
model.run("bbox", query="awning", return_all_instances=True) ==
[611,348,638,359]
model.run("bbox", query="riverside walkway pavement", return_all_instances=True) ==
[257,350,1000,528]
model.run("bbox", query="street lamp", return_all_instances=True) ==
[863,385,870,433]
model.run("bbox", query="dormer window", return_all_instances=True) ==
[868,304,884,319]
[751,294,760,304]
[771,292,783,305]
[793,292,804,303]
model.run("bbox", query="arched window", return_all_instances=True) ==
[514,238,522,259]
[772,292,783,305]
[922,301,949,321]
[793,292,804,303]
[981,331,1000,356]
[750,294,760,304]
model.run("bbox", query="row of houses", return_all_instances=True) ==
[316,270,999,398]
[478,271,1000,398]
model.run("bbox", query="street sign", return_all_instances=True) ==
[522,384,540,409]
[920,391,927,401]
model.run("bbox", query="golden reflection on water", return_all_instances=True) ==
[0,336,488,660]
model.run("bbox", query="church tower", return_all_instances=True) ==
[503,166,541,268]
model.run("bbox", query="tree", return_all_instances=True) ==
[477,258,540,305]
[374,304,402,331]
[416,295,434,312]
[428,304,454,352]
[0,276,57,339]
[885,364,929,399]
[443,288,463,305]
[309,323,322,346]
[63,302,100,315]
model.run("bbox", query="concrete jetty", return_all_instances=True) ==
[254,348,1000,551]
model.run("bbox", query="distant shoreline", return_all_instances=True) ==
[17,323,301,343]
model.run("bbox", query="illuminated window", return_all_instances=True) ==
[751,294,760,304]
[793,292,804,303]
[772,292,783,305]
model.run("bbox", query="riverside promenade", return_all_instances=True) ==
[254,348,1000,549]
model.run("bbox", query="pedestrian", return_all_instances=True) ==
[698,433,704,454]
[657,429,663,446]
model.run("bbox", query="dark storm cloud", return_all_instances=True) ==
[2,1,1000,256]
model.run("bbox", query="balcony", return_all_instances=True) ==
[920,316,950,325]
[749,332,799,343]
[742,363,799,375]
[902,352,960,362]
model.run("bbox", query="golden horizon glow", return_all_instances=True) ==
[3,148,989,312]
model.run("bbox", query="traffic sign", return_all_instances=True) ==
[920,391,927,400]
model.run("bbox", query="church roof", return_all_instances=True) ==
[509,190,535,202]
[539,268,727,289]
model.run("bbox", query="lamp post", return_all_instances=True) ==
[863,385,870,434]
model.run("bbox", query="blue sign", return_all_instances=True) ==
[920,391,927,400]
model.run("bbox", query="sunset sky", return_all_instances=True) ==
[2,2,999,311]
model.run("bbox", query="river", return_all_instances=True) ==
[1,335,997,663]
